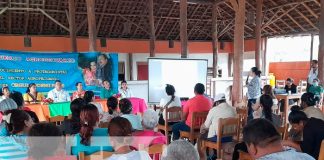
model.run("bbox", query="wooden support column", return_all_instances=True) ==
[228,53,233,77]
[231,0,246,104]
[212,2,218,78]
[149,0,155,57]
[255,0,263,69]
[68,0,77,52]
[263,37,268,75]
[180,0,188,58]
[318,0,324,83]
[128,53,133,80]
[86,0,97,52]
[310,34,314,64]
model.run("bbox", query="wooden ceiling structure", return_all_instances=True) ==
[0,0,321,41]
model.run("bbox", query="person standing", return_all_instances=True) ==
[246,67,262,120]
[47,80,71,103]
[307,60,318,91]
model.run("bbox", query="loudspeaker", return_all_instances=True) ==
[169,39,174,48]
[24,37,31,47]
[220,41,225,50]
[100,38,107,47]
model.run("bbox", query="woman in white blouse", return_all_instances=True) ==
[159,84,181,125]
[119,81,133,98]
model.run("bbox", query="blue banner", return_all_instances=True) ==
[0,50,118,94]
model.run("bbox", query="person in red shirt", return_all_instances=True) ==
[172,83,212,140]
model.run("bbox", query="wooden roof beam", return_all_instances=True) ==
[294,8,319,30]
[118,14,150,35]
[286,14,307,31]
[7,0,11,34]
[156,3,177,38]
[96,0,109,36]
[187,6,210,39]
[302,3,319,19]
[108,0,121,37]
[24,0,29,34]
[262,4,300,30]
[266,0,314,11]
[38,0,45,34]
[37,8,69,32]
[174,0,225,4]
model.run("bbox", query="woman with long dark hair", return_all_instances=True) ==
[246,67,262,120]
[120,98,143,131]
[83,91,103,114]
[60,98,86,135]
[23,83,44,104]
[100,96,121,123]
[158,84,181,125]
[300,92,324,121]
[71,104,113,156]
[0,109,34,159]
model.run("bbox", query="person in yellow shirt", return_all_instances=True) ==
[23,83,45,104]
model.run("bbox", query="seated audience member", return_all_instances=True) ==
[60,98,86,135]
[198,93,236,159]
[284,78,297,94]
[10,91,39,123]
[244,119,314,160]
[283,109,324,159]
[232,95,282,160]
[300,92,324,121]
[159,84,181,125]
[254,85,279,112]
[119,81,133,98]
[132,109,166,149]
[253,95,282,127]
[100,96,121,123]
[71,104,113,156]
[72,82,86,100]
[308,78,323,105]
[23,83,44,104]
[83,91,103,114]
[100,80,116,99]
[161,140,199,160]
[0,109,34,159]
[107,117,151,160]
[27,123,76,160]
[0,98,17,112]
[47,80,71,102]
[0,86,10,102]
[120,98,143,131]
[172,83,212,140]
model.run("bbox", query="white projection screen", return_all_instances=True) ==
[148,58,208,103]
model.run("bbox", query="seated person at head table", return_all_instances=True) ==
[282,109,324,159]
[72,82,86,100]
[100,96,122,123]
[27,123,77,160]
[172,83,212,141]
[158,84,181,125]
[132,109,166,149]
[308,78,323,105]
[47,80,71,103]
[198,93,237,160]
[0,86,10,102]
[100,80,116,99]
[71,104,113,156]
[244,119,314,160]
[119,80,133,98]
[107,117,151,160]
[120,98,143,131]
[23,83,45,104]
[0,109,34,160]
[299,92,324,121]
[284,78,297,94]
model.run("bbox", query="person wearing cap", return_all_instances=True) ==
[308,78,323,105]
[197,93,237,159]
